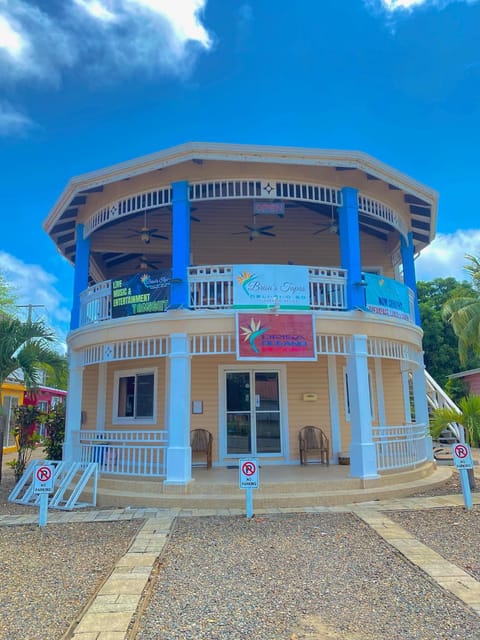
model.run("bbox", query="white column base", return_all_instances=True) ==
[165,446,192,484]
[349,442,379,479]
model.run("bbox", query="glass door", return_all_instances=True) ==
[225,371,281,456]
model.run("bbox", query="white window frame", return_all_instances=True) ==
[218,364,289,461]
[343,367,375,422]
[113,367,157,426]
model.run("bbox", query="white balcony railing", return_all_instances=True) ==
[76,265,414,328]
[73,430,168,477]
[78,264,349,327]
[373,423,428,471]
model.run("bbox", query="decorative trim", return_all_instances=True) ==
[83,179,407,239]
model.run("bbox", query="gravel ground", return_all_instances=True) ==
[0,519,142,640]
[2,452,480,640]
[388,506,480,582]
[0,463,142,640]
[134,512,480,640]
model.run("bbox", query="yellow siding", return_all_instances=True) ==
[381,360,406,424]
[286,360,330,460]
[96,358,166,430]
[81,365,99,430]
[191,355,237,462]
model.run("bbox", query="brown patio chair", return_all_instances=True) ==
[190,428,213,468]
[299,426,330,466]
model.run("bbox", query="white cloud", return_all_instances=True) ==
[0,251,71,349]
[0,101,35,136]
[368,0,480,12]
[415,229,480,282]
[0,0,212,83]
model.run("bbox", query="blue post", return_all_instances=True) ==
[338,187,365,310]
[459,468,473,510]
[456,430,473,510]
[246,487,253,519]
[170,181,190,309]
[400,232,420,326]
[70,223,90,330]
[38,493,48,527]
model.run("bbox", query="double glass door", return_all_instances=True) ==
[226,370,281,456]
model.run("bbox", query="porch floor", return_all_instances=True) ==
[95,461,453,509]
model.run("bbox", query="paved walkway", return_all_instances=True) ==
[2,492,480,639]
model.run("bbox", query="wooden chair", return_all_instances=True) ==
[190,428,213,468]
[298,426,330,466]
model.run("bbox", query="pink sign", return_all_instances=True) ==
[237,313,316,360]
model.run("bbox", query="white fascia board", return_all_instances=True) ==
[448,368,480,379]
[43,141,438,233]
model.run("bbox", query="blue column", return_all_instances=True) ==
[401,232,420,326]
[339,187,365,310]
[70,224,90,330]
[170,181,191,308]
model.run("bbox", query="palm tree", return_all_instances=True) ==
[442,254,480,366]
[430,394,480,448]
[0,316,67,483]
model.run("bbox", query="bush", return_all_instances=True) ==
[43,403,65,460]
[8,405,42,482]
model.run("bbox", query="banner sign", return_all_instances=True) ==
[253,201,285,217]
[111,270,171,318]
[233,264,310,310]
[236,313,316,360]
[364,273,411,322]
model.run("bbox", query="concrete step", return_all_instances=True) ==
[86,464,452,510]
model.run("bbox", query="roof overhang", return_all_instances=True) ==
[43,142,439,268]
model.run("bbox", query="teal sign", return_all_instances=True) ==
[364,273,411,321]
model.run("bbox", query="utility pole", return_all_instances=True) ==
[15,304,46,322]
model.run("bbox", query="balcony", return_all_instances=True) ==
[78,265,414,328]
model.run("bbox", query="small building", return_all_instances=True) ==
[43,142,437,492]
[1,378,25,452]
[449,369,480,396]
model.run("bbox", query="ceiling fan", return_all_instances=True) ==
[312,206,338,235]
[125,211,169,244]
[135,255,163,271]
[233,223,276,242]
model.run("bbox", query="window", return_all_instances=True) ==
[113,368,156,424]
[343,368,375,422]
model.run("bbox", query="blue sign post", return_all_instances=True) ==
[452,442,474,510]
[239,459,259,519]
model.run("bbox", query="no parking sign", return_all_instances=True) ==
[239,459,259,489]
[33,464,54,494]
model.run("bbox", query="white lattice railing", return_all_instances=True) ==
[73,430,168,477]
[373,423,428,471]
[80,280,112,325]
[308,267,347,310]
[77,265,350,327]
[83,179,406,238]
[358,195,408,239]
[188,265,234,309]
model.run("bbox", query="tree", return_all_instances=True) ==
[0,273,16,317]
[0,316,67,483]
[8,404,42,482]
[430,394,480,448]
[417,277,479,387]
[442,255,480,367]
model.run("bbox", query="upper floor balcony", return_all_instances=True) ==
[78,264,415,329]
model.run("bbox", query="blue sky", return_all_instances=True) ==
[1,0,480,342]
